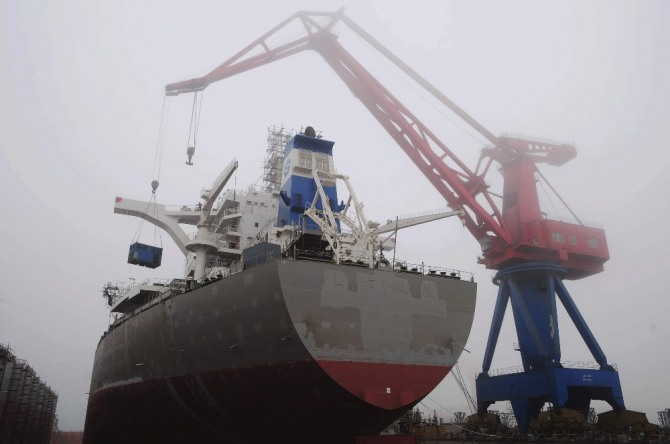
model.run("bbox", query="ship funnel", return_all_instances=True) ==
[304,126,316,138]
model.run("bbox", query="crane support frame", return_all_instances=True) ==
[476,262,624,433]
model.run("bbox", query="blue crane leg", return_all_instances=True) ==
[481,282,510,374]
[476,262,625,433]
[554,276,609,369]
[507,277,551,368]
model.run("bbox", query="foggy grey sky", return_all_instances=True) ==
[1,0,669,431]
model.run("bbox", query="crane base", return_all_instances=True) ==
[477,262,625,433]
[476,366,624,433]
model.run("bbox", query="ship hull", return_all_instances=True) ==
[83,259,476,443]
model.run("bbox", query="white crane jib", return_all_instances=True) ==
[114,198,190,255]
[189,159,238,282]
[375,208,466,234]
[303,170,465,269]
[115,159,239,283]
[198,159,238,225]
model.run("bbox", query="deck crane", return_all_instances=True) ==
[165,9,625,433]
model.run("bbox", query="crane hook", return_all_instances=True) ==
[186,146,195,165]
[151,180,159,194]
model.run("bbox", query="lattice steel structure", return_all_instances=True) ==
[262,125,293,192]
[0,343,58,444]
[659,409,670,431]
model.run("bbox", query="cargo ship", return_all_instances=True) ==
[82,127,477,443]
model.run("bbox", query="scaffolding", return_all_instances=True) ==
[0,343,58,444]
[261,125,293,192]
[659,409,670,431]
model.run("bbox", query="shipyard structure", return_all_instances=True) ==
[82,6,655,439]
[0,343,58,444]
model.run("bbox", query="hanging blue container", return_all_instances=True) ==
[127,242,162,268]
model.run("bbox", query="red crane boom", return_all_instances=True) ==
[166,9,608,279]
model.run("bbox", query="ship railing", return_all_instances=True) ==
[120,278,172,295]
[293,248,334,262]
[187,230,226,240]
[289,250,474,281]
[477,361,619,378]
[186,231,241,248]
[210,206,241,220]
[109,291,168,329]
[165,204,216,213]
[338,251,371,265]
[543,213,603,229]
[105,279,190,332]
[222,206,240,216]
[253,220,302,249]
[204,266,230,280]
[561,360,618,371]
[252,218,277,243]
[391,259,474,282]
[386,205,458,222]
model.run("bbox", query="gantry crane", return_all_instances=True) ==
[164,9,625,432]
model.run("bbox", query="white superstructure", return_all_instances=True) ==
[115,127,464,286]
